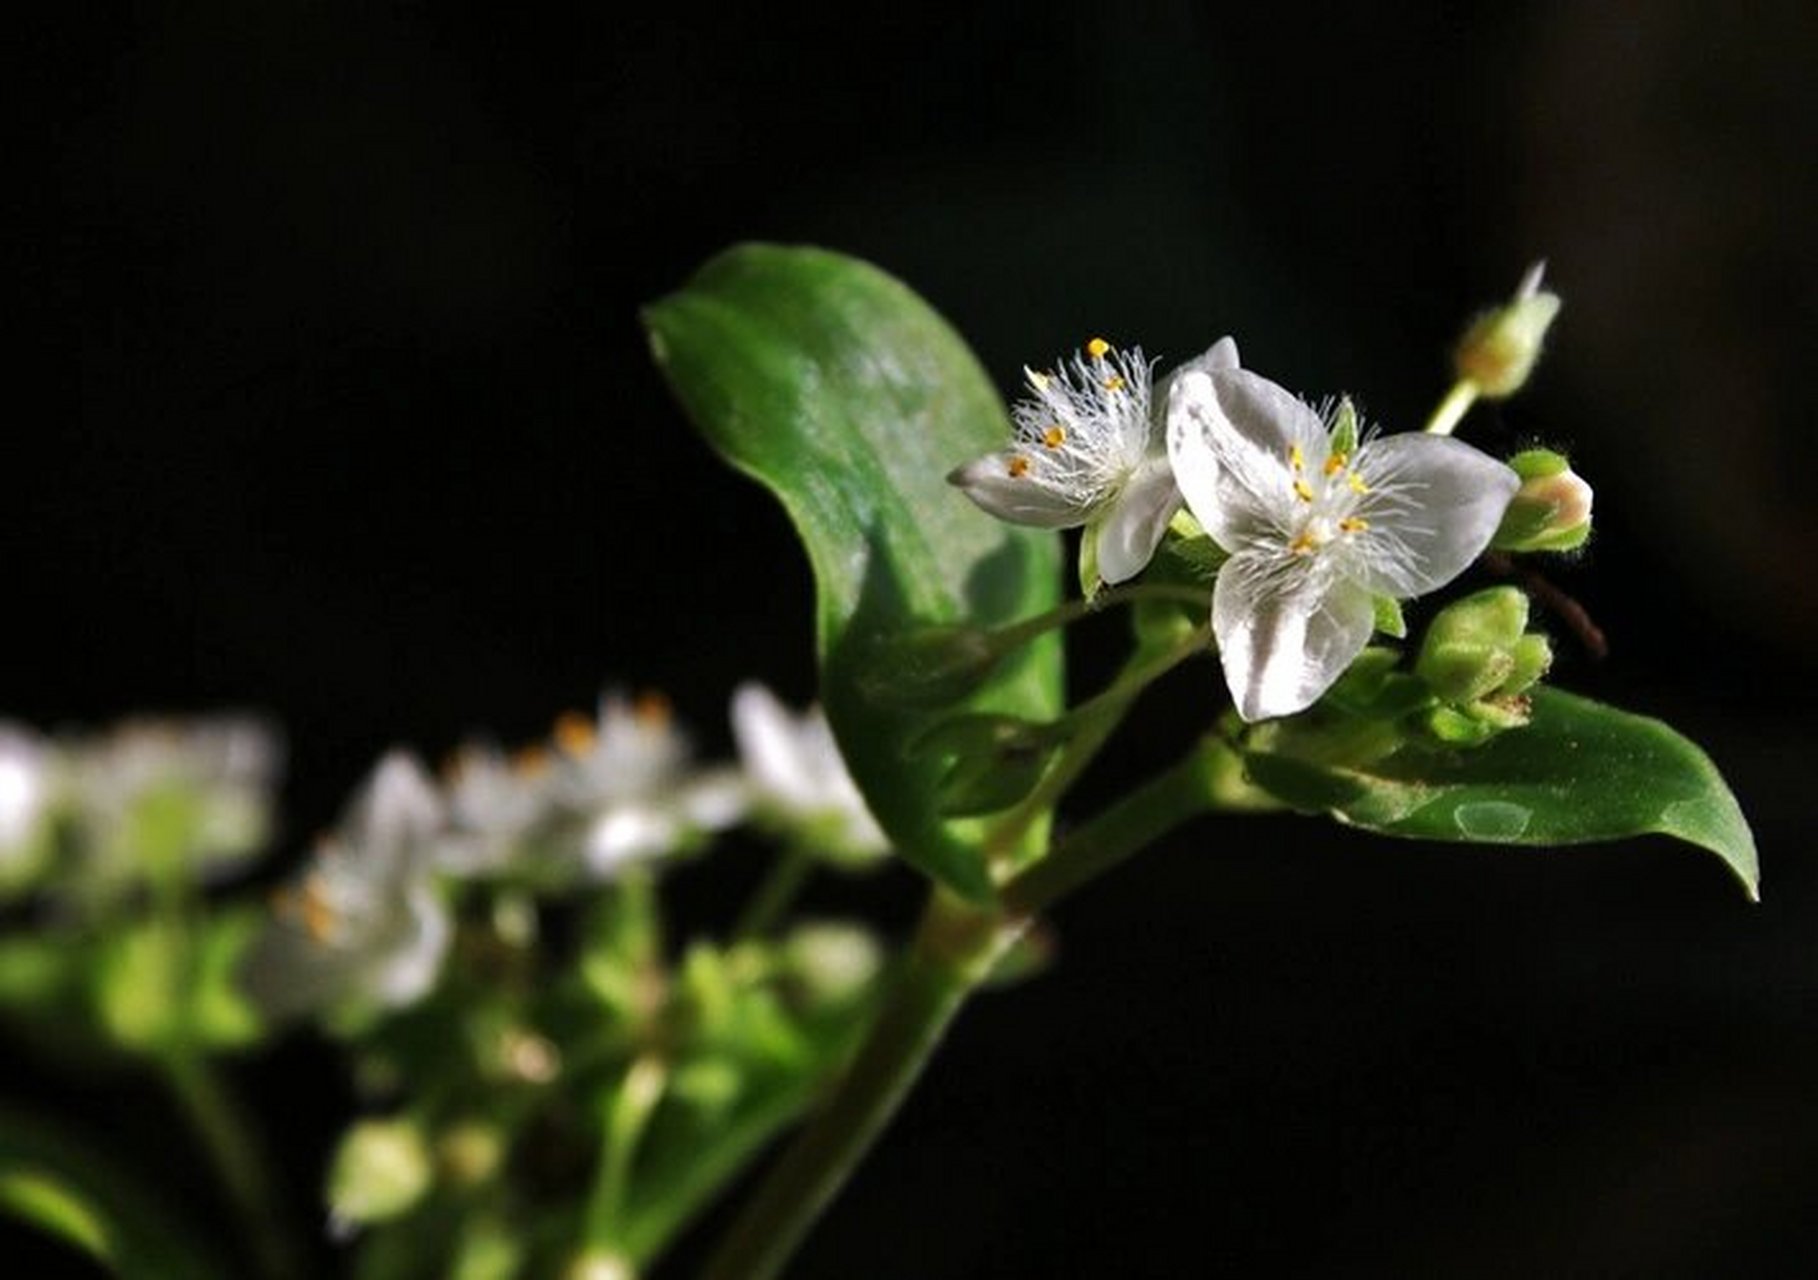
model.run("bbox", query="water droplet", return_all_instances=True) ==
[1453,800,1531,840]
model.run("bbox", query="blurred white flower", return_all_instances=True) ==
[241,752,450,1021]
[731,683,886,863]
[552,693,744,878]
[0,724,53,887]
[70,715,280,892]
[1168,366,1518,721]
[436,741,554,876]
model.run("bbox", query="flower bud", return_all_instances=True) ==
[327,1118,431,1228]
[1415,588,1553,742]
[1454,263,1561,398]
[1492,450,1593,552]
[782,921,882,1008]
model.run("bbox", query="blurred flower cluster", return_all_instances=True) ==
[0,684,896,1277]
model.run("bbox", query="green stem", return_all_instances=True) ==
[697,891,1019,1280]
[1424,378,1479,436]
[993,582,1210,651]
[1002,741,1220,916]
[731,846,814,943]
[161,1052,302,1280]
[584,1054,669,1263]
[983,624,1212,865]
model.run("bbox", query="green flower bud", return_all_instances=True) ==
[328,1118,431,1228]
[1414,588,1552,742]
[1492,450,1593,552]
[1454,263,1561,399]
[782,921,882,1008]
[437,1120,505,1190]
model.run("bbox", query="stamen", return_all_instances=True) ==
[1007,454,1031,478]
[554,711,597,758]
[1288,444,1305,472]
[1086,337,1112,360]
[1347,471,1370,495]
[1042,425,1066,449]
[298,873,336,944]
[1289,532,1319,556]
[513,743,551,777]
[633,691,673,726]
[1339,517,1369,534]
[1293,478,1315,503]
[1324,452,1347,476]
[1102,375,1125,392]
[1028,370,1051,392]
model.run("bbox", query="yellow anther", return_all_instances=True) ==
[1339,516,1370,534]
[1086,337,1112,360]
[1324,452,1347,476]
[1007,454,1031,478]
[1042,425,1066,449]
[633,690,673,727]
[1293,478,1315,503]
[554,711,597,758]
[1289,532,1319,556]
[1288,444,1305,472]
[512,743,551,777]
[1347,471,1370,495]
[1028,370,1051,392]
[1102,375,1125,392]
[280,873,336,944]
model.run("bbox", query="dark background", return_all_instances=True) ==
[12,2,1818,1276]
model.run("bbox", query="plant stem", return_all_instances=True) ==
[584,1053,669,1264]
[993,582,1210,651]
[1002,740,1220,916]
[731,846,814,942]
[161,1051,302,1280]
[1424,378,1479,436]
[983,624,1212,865]
[697,890,1019,1280]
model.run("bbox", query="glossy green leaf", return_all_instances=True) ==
[1243,687,1758,899]
[645,245,1062,901]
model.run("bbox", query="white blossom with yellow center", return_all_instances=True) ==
[1167,366,1519,721]
[949,337,1239,585]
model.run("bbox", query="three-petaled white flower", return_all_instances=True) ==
[949,338,1240,585]
[1168,367,1519,722]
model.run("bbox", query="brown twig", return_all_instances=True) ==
[1482,552,1608,660]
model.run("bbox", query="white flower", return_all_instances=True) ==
[551,694,744,878]
[436,740,554,876]
[71,716,280,892]
[731,683,887,863]
[948,338,1240,585]
[1167,366,1519,721]
[242,752,451,1021]
[0,724,52,884]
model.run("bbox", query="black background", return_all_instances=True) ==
[11,3,1818,1276]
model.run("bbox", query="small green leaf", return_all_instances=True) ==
[1244,687,1758,899]
[645,245,1063,901]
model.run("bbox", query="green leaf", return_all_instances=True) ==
[0,1105,223,1279]
[645,245,1063,901]
[1243,687,1758,899]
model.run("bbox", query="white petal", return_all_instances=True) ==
[350,752,443,877]
[587,805,682,876]
[1206,369,1331,501]
[946,454,1090,529]
[1092,456,1182,584]
[1213,556,1374,721]
[1166,369,1303,549]
[731,683,824,813]
[370,882,452,1007]
[1350,435,1521,598]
